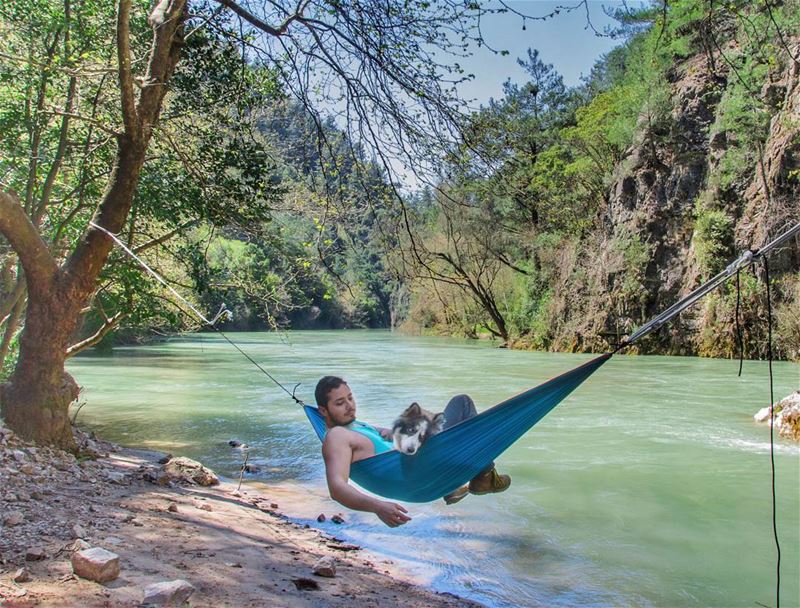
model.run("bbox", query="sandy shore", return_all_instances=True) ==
[0,425,482,607]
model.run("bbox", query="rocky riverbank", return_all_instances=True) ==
[0,423,480,607]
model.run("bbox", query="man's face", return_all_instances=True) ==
[321,384,356,427]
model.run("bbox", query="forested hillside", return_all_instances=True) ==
[392,0,800,360]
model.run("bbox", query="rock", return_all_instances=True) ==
[228,440,242,447]
[776,392,800,441]
[19,463,36,475]
[316,513,326,523]
[754,392,800,441]
[312,556,336,577]
[157,453,173,465]
[330,514,345,524]
[167,503,179,513]
[142,579,195,606]
[71,539,92,552]
[243,463,261,474]
[25,547,47,561]
[104,471,126,484]
[162,457,219,486]
[4,511,24,526]
[72,524,87,539]
[13,568,31,583]
[754,406,772,423]
[71,547,120,583]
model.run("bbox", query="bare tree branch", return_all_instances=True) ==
[66,310,125,357]
[212,0,308,36]
[133,219,201,254]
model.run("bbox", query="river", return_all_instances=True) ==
[69,330,800,607]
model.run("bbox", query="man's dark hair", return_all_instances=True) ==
[315,376,348,408]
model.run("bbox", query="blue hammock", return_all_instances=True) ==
[305,353,611,503]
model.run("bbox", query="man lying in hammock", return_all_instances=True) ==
[315,376,511,528]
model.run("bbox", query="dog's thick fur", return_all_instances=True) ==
[391,402,444,455]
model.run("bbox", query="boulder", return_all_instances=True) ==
[313,556,336,578]
[776,392,800,441]
[71,547,120,583]
[142,579,195,606]
[162,457,219,486]
[754,392,800,441]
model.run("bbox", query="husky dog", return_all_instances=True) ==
[391,402,445,455]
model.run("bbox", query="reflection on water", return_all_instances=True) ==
[70,330,800,608]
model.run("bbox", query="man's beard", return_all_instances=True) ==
[325,409,356,427]
[330,411,356,426]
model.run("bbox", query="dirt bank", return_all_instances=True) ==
[0,424,481,607]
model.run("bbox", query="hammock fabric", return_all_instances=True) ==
[305,353,611,503]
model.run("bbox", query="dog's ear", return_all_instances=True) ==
[405,402,422,416]
[432,412,445,429]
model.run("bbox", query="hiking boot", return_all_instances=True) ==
[443,484,469,505]
[468,468,511,495]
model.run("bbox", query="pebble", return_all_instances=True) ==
[4,512,24,526]
[313,556,336,577]
[142,579,195,606]
[25,547,47,561]
[13,568,31,583]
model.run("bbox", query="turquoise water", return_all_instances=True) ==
[69,330,800,607]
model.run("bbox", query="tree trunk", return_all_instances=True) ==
[0,0,187,448]
[0,278,81,450]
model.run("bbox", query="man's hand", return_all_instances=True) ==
[378,427,392,441]
[375,501,411,527]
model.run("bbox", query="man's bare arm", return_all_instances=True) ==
[322,429,410,527]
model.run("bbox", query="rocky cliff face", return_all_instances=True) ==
[549,43,800,359]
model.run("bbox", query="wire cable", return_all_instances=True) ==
[89,221,308,406]
[763,257,781,608]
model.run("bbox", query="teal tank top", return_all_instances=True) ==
[347,420,394,455]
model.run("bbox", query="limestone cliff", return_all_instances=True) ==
[548,42,800,359]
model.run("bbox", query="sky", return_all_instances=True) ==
[454,1,644,107]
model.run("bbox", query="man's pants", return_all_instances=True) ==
[442,394,494,475]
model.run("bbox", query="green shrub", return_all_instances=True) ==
[693,206,734,277]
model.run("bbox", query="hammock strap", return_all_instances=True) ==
[616,221,800,351]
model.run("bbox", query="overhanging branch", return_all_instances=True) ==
[0,191,58,288]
